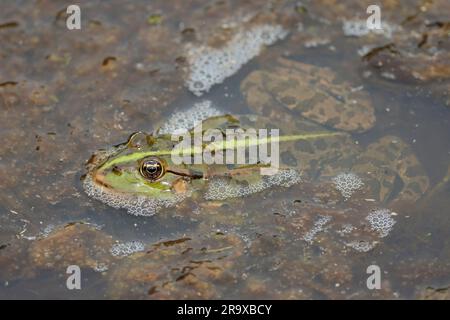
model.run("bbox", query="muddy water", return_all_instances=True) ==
[0,0,449,299]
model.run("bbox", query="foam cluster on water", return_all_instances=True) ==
[303,215,332,244]
[337,223,355,236]
[186,24,288,96]
[93,262,109,272]
[110,241,145,257]
[333,172,364,200]
[346,240,377,252]
[158,100,223,135]
[342,19,397,39]
[83,173,189,216]
[366,209,396,238]
[204,169,301,200]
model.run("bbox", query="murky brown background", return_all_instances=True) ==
[0,0,449,299]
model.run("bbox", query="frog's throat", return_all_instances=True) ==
[99,132,343,170]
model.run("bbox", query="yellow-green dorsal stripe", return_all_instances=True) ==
[100,132,342,170]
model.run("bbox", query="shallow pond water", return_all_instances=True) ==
[0,0,449,299]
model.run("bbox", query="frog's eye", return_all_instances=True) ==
[140,158,165,181]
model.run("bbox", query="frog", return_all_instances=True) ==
[241,57,376,133]
[83,99,429,218]
[82,108,341,216]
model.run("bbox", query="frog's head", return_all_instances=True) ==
[83,132,202,216]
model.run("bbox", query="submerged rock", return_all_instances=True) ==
[241,58,376,132]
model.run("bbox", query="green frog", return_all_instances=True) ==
[83,104,428,216]
[83,110,339,216]
[83,59,429,216]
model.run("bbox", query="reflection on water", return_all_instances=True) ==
[0,0,449,299]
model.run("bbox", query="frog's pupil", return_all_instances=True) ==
[141,159,163,180]
[147,166,156,173]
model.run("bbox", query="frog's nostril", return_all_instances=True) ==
[112,165,122,176]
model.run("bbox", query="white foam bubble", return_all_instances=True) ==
[342,19,398,39]
[110,241,145,257]
[204,169,301,200]
[186,24,288,96]
[93,262,109,272]
[303,215,332,244]
[366,209,396,238]
[158,100,223,135]
[83,173,189,216]
[333,172,364,200]
[346,240,377,252]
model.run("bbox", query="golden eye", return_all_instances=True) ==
[140,158,165,181]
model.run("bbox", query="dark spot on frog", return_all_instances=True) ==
[281,151,298,166]
[295,140,314,153]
